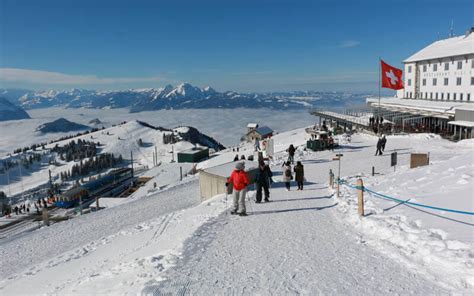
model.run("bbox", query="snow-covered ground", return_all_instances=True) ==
[0,126,472,294]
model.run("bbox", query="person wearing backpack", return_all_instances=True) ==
[282,161,292,191]
[294,161,305,190]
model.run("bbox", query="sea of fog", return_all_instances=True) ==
[0,108,317,156]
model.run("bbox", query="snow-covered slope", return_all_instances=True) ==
[0,120,224,201]
[0,97,30,121]
[0,127,471,294]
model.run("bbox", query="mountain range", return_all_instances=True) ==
[0,83,369,112]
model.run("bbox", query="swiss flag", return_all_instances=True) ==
[381,60,404,90]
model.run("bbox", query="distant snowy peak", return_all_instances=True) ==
[165,83,205,99]
[0,97,31,121]
[1,84,369,111]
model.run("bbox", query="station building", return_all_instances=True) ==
[365,28,474,139]
[401,28,473,102]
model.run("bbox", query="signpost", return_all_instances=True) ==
[391,151,397,171]
[332,154,343,197]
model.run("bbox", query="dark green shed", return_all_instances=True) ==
[177,147,209,163]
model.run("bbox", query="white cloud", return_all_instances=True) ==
[338,40,361,48]
[0,68,168,85]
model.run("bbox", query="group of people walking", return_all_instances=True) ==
[226,144,305,216]
[369,116,383,126]
[369,116,384,134]
[281,161,304,191]
[4,198,46,217]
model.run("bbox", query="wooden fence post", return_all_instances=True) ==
[96,197,100,211]
[42,207,49,226]
[357,178,364,217]
[329,169,334,188]
[336,177,340,197]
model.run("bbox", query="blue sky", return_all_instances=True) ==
[0,0,473,92]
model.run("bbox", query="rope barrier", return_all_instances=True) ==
[338,179,474,216]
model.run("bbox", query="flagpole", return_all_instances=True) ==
[378,57,381,120]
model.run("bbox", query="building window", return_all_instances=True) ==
[471,77,474,85]
[444,78,449,86]
[468,94,471,101]
[457,61,462,69]
[460,93,463,101]
[422,79,426,86]
[408,79,411,86]
[472,59,474,68]
[433,78,437,86]
[441,93,444,100]
[423,65,427,72]
[430,92,433,99]
[453,93,457,101]
[447,93,450,100]
[433,64,437,72]
[456,77,462,85]
[435,93,438,100]
[408,66,412,73]
[445,62,449,71]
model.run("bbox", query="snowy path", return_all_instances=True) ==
[146,176,448,294]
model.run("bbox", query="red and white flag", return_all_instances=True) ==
[381,60,404,90]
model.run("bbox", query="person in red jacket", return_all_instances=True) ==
[226,162,250,216]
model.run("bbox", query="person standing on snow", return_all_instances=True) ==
[287,144,296,164]
[375,137,383,156]
[381,135,387,152]
[226,162,250,216]
[282,161,293,191]
[294,161,305,190]
[255,160,272,203]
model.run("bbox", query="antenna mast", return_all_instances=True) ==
[449,20,454,37]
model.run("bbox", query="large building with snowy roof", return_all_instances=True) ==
[363,28,474,140]
[401,28,474,102]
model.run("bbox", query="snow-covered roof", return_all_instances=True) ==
[366,97,474,118]
[178,147,208,155]
[247,123,258,128]
[447,121,474,128]
[404,32,474,63]
[254,126,274,136]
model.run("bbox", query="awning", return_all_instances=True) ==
[447,121,474,128]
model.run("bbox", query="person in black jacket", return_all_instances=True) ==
[294,161,305,190]
[287,144,296,164]
[255,161,272,203]
[381,135,387,152]
[375,137,383,156]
